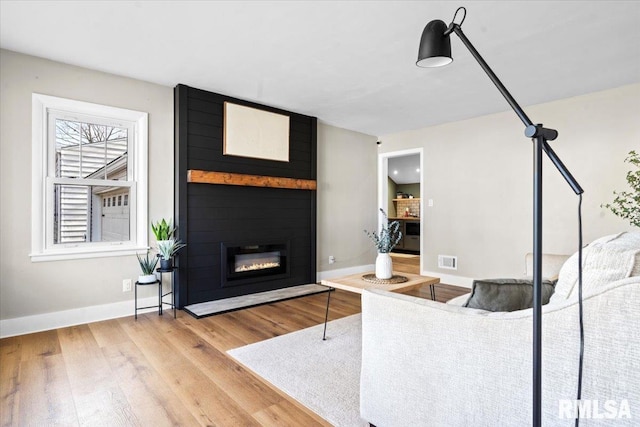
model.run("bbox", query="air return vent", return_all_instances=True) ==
[438,255,457,270]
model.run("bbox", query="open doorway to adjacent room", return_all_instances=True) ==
[378,148,423,275]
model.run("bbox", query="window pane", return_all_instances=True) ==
[55,119,128,180]
[55,119,81,178]
[53,184,130,244]
[105,136,128,179]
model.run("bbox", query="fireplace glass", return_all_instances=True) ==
[222,242,289,287]
[234,251,281,273]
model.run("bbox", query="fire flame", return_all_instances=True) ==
[235,262,280,272]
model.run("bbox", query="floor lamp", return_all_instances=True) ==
[416,7,584,426]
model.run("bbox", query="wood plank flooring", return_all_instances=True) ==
[1,284,468,427]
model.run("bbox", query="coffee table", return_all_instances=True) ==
[319,272,440,340]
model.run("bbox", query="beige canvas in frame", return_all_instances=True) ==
[223,102,290,162]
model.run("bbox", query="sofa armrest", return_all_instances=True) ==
[445,292,470,306]
[360,277,640,427]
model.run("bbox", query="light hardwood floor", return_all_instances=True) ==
[1,284,467,426]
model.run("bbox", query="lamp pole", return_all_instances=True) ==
[421,18,584,426]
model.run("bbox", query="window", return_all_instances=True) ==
[31,94,148,261]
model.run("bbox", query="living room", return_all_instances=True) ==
[1,1,638,426]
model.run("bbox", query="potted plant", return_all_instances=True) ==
[157,239,187,270]
[151,218,176,241]
[364,209,403,279]
[601,150,639,228]
[136,252,158,283]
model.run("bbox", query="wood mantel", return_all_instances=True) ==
[187,170,317,190]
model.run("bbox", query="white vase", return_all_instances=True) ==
[375,252,393,279]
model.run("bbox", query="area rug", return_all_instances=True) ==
[228,314,366,427]
[184,283,329,318]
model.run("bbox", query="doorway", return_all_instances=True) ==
[378,148,424,273]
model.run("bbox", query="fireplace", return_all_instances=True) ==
[221,242,290,287]
[174,85,317,307]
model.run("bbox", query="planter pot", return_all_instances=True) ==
[160,258,173,271]
[375,252,393,279]
[138,274,157,284]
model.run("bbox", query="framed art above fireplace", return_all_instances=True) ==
[223,101,290,162]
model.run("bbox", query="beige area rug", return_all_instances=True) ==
[184,283,329,318]
[228,314,367,427]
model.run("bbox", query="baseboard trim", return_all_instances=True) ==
[0,296,160,338]
[317,264,375,282]
[2,266,469,338]
[422,270,474,289]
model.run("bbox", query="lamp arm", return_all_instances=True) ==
[450,24,584,196]
[450,24,533,128]
[542,141,584,195]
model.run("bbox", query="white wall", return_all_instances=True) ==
[316,123,379,276]
[0,49,379,336]
[379,83,640,285]
[0,50,174,332]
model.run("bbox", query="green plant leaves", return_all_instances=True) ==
[136,252,159,274]
[364,209,403,253]
[151,218,176,241]
[602,150,639,228]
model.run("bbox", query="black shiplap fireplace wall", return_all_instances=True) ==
[174,84,317,308]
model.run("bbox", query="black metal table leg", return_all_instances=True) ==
[322,287,333,340]
[430,284,437,301]
[135,279,161,320]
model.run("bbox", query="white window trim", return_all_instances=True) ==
[31,93,149,262]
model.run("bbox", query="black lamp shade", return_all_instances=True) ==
[416,19,452,67]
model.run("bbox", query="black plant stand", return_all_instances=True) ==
[134,267,176,319]
[134,278,160,320]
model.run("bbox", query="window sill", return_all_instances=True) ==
[30,245,149,262]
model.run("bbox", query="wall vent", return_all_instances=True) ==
[438,255,457,270]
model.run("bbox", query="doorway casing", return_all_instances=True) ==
[377,148,424,272]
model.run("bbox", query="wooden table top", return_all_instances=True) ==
[320,271,439,295]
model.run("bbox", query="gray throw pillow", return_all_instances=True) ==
[463,278,556,312]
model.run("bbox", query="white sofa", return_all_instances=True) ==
[360,232,640,426]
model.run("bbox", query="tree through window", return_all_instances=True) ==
[31,93,148,261]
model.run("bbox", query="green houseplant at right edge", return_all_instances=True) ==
[602,150,640,228]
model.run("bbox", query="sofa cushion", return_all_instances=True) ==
[550,231,640,304]
[463,278,556,312]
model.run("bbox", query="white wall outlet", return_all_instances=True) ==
[329,255,336,264]
[428,199,434,207]
[122,279,132,292]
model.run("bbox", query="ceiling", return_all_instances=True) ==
[388,154,420,185]
[1,1,639,137]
